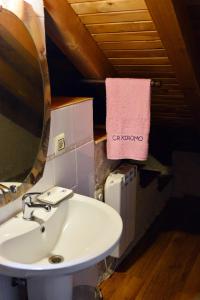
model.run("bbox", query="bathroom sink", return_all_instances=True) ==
[0,193,122,278]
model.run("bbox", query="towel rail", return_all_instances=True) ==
[81,79,161,87]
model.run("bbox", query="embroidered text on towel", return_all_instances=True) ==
[112,135,144,142]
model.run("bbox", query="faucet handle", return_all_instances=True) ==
[22,192,42,211]
[22,192,41,202]
[10,185,17,193]
[22,192,51,220]
[0,184,17,194]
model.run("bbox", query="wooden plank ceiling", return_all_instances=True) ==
[67,0,195,127]
[48,0,199,127]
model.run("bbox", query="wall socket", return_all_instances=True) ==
[54,133,65,156]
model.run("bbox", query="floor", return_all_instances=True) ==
[101,197,200,300]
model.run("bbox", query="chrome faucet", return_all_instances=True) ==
[22,193,51,221]
[0,184,17,202]
[0,184,17,195]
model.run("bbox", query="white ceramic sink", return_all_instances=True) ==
[0,193,122,278]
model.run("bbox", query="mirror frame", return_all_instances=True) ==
[0,8,51,207]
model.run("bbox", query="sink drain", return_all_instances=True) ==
[48,255,64,264]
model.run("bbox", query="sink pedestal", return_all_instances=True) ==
[27,275,73,300]
[0,276,19,300]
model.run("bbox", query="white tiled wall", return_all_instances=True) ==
[49,100,95,196]
[54,149,77,188]
[0,100,95,224]
[51,106,75,152]
[73,101,93,147]
[43,100,95,193]
[76,141,95,197]
[31,159,55,193]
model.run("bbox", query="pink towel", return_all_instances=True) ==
[106,78,151,161]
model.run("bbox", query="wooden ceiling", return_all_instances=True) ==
[44,0,200,128]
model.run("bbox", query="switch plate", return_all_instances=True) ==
[54,133,65,156]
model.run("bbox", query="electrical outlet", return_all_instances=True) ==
[54,133,65,156]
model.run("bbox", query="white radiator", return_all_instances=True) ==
[104,164,137,258]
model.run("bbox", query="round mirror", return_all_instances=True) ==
[0,9,50,204]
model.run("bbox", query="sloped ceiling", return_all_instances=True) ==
[45,0,200,128]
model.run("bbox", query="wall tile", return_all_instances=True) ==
[76,141,95,197]
[31,159,55,193]
[54,150,77,189]
[73,101,93,147]
[52,106,75,151]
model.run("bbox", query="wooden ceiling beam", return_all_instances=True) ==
[44,0,116,79]
[145,0,200,125]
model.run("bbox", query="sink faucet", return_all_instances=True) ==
[0,184,17,195]
[0,184,17,202]
[22,193,51,221]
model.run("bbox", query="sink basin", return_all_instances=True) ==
[0,193,122,278]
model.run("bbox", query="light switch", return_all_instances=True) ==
[54,133,65,156]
